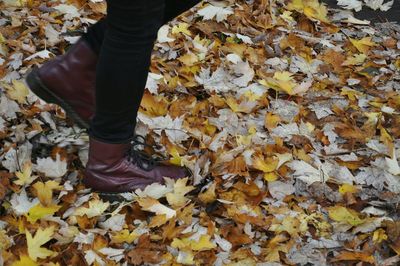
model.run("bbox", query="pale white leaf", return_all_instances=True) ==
[54,4,81,19]
[197,5,234,22]
[337,0,363,11]
[10,189,39,215]
[84,250,105,266]
[99,214,126,231]
[25,49,53,61]
[287,160,326,185]
[157,25,175,43]
[35,154,68,178]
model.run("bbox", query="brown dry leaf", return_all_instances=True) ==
[126,234,166,266]
[198,182,217,204]
[332,251,375,264]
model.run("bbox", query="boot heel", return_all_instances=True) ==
[26,68,90,129]
[26,68,57,105]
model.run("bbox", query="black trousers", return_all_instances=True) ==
[83,0,200,143]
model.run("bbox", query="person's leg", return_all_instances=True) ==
[164,0,201,22]
[90,0,165,142]
[84,0,191,193]
[83,0,201,55]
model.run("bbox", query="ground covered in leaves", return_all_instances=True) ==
[0,0,400,265]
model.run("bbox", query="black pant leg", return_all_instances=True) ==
[83,0,202,54]
[90,0,165,142]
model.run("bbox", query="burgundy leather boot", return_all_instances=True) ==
[26,39,96,129]
[84,136,190,193]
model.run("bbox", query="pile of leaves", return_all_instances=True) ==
[0,0,400,265]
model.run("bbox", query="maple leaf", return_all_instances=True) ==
[342,53,367,66]
[35,154,67,178]
[4,80,29,104]
[171,234,216,251]
[171,22,192,36]
[197,4,234,22]
[178,52,199,66]
[287,160,327,185]
[140,91,168,117]
[364,0,394,11]
[166,178,195,208]
[287,0,330,23]
[137,197,176,219]
[25,203,61,223]
[74,198,110,218]
[2,0,27,7]
[157,25,175,43]
[168,146,183,166]
[385,149,400,175]
[339,183,359,195]
[111,229,139,244]
[10,189,40,215]
[332,251,375,264]
[337,0,363,11]
[198,182,217,204]
[349,37,377,54]
[269,215,308,237]
[260,71,298,95]
[328,206,365,226]
[26,227,56,261]
[252,154,279,181]
[11,255,38,266]
[14,161,36,186]
[32,180,62,206]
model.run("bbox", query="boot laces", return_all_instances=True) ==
[128,135,166,171]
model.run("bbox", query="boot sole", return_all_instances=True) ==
[97,192,130,202]
[26,68,90,129]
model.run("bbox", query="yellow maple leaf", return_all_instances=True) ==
[137,197,176,219]
[32,180,62,206]
[166,178,195,208]
[198,182,217,204]
[264,172,279,182]
[149,214,169,228]
[373,228,388,244]
[191,235,216,251]
[74,199,110,218]
[178,53,199,66]
[253,155,279,173]
[260,71,297,95]
[11,255,38,266]
[342,53,367,66]
[172,22,192,36]
[280,10,295,23]
[140,91,168,117]
[110,229,139,244]
[225,97,254,114]
[169,146,183,166]
[328,206,365,226]
[287,0,329,23]
[269,215,308,237]
[14,161,36,186]
[349,37,377,54]
[340,87,363,101]
[264,112,281,131]
[339,183,358,195]
[379,126,394,154]
[303,1,329,23]
[5,80,29,104]
[26,203,61,223]
[171,234,216,251]
[395,59,400,70]
[26,227,56,261]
